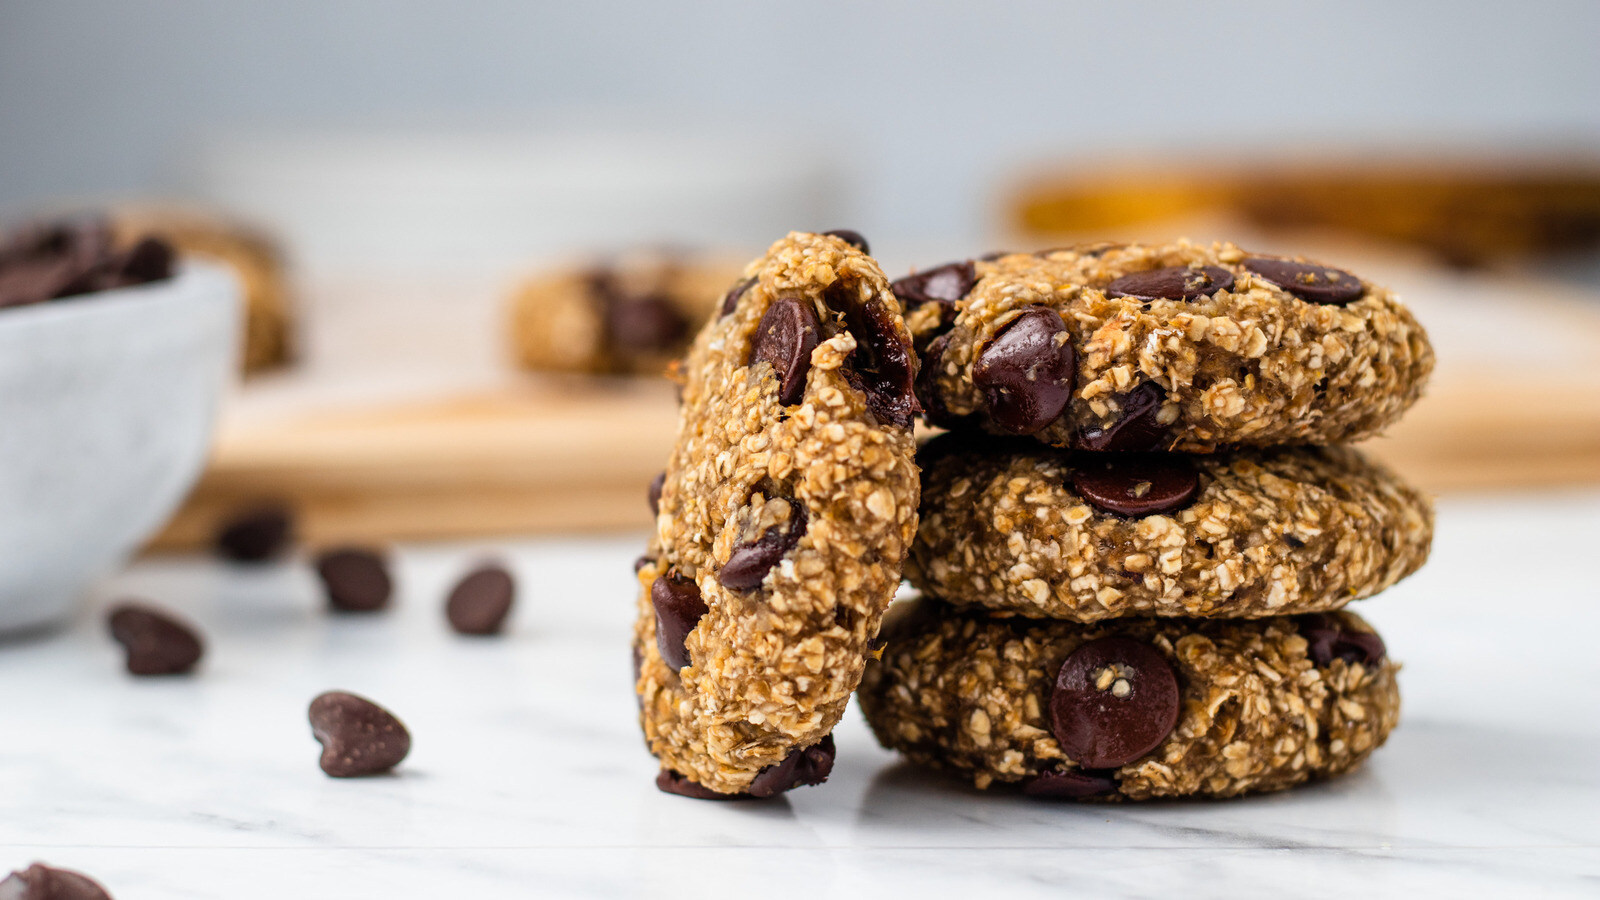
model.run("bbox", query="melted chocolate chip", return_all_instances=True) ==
[1021,769,1119,800]
[314,548,393,613]
[720,275,757,317]
[445,564,516,635]
[747,733,836,797]
[1244,257,1364,305]
[971,307,1076,435]
[749,296,821,406]
[823,281,918,427]
[651,572,707,670]
[719,499,808,591]
[1106,265,1234,301]
[0,863,113,900]
[656,769,747,800]
[822,229,869,254]
[214,504,294,563]
[107,602,204,676]
[891,261,977,310]
[1076,382,1169,452]
[308,691,411,778]
[647,470,666,516]
[1050,637,1181,769]
[1071,454,1199,517]
[1299,614,1387,667]
[605,292,689,354]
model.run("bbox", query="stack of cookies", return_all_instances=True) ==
[632,233,1435,803]
[859,241,1435,800]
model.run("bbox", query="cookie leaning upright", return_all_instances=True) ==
[913,241,1435,452]
[635,231,920,797]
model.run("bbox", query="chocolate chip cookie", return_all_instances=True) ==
[909,435,1432,621]
[905,241,1434,452]
[509,252,743,376]
[859,598,1399,800]
[635,231,920,796]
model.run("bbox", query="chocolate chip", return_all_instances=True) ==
[633,554,653,574]
[647,470,666,516]
[1050,637,1180,769]
[1076,382,1168,452]
[445,564,515,635]
[719,275,757,318]
[651,572,707,670]
[1245,257,1364,305]
[1072,454,1199,517]
[1299,614,1387,667]
[1106,265,1234,301]
[605,292,689,354]
[822,229,869,254]
[823,281,918,427]
[891,261,977,310]
[914,332,976,430]
[118,236,175,284]
[214,504,293,563]
[314,547,393,613]
[1021,769,1118,800]
[107,602,204,676]
[308,691,411,778]
[747,733,835,797]
[0,863,113,900]
[971,307,1076,435]
[656,769,746,800]
[719,499,808,591]
[748,296,821,406]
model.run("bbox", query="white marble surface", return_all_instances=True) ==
[2,490,1598,898]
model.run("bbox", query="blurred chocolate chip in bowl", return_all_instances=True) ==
[214,503,295,564]
[0,214,174,310]
[314,547,394,613]
[0,862,114,900]
[508,249,747,377]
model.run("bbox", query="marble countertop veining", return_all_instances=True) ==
[1,490,1598,898]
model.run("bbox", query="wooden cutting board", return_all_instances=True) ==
[147,263,1600,552]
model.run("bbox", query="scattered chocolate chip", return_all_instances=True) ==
[822,229,869,254]
[748,295,821,406]
[0,863,113,900]
[719,499,808,591]
[1106,265,1234,301]
[107,602,204,676]
[823,281,918,427]
[647,470,666,516]
[656,769,747,800]
[308,691,411,778]
[605,292,688,355]
[1076,382,1169,452]
[1072,454,1199,517]
[651,572,707,670]
[914,332,976,430]
[971,306,1076,435]
[719,275,757,318]
[1021,769,1119,800]
[1050,637,1181,769]
[314,547,393,613]
[445,564,515,635]
[747,733,836,797]
[1244,257,1364,305]
[214,504,293,563]
[1299,614,1387,667]
[891,261,977,310]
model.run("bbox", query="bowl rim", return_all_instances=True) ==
[0,261,235,333]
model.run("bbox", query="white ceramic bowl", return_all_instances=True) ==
[0,264,239,635]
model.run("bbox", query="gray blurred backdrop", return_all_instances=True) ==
[3,0,1599,243]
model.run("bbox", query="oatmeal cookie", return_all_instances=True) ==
[510,252,743,376]
[909,435,1432,621]
[859,597,1399,800]
[634,231,920,797]
[900,241,1434,452]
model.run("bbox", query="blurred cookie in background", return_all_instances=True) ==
[508,250,744,377]
[113,206,296,374]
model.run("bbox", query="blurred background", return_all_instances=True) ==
[4,0,1599,547]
